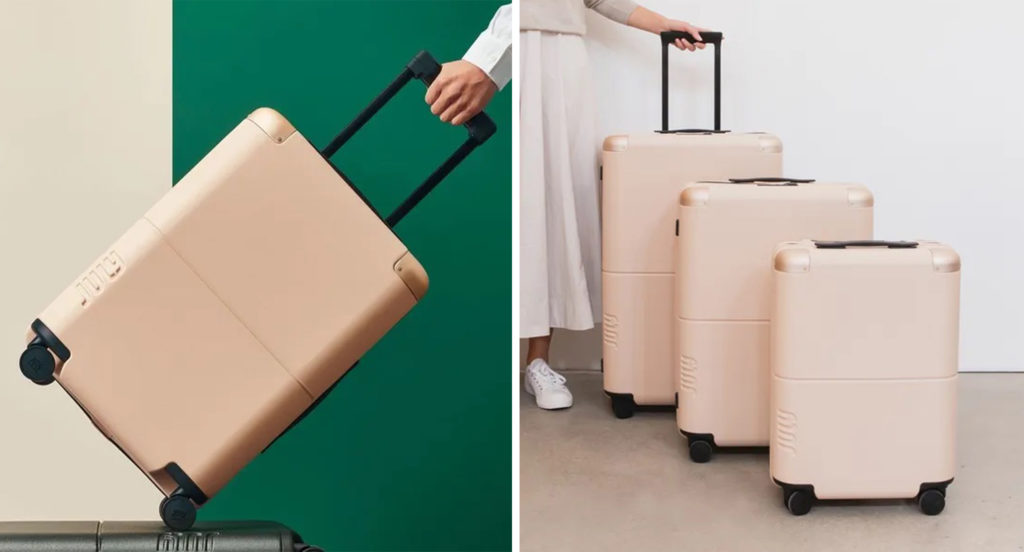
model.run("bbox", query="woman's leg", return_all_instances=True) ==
[526,332,552,364]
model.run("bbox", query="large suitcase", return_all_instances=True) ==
[770,239,960,516]
[602,31,783,418]
[674,179,873,462]
[0,521,321,551]
[16,52,495,530]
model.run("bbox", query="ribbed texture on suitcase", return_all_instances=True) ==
[775,409,798,455]
[678,354,697,392]
[602,313,618,349]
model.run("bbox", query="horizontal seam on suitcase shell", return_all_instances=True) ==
[140,216,316,400]
[601,270,675,275]
[772,374,959,382]
[677,317,768,323]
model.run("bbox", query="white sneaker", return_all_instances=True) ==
[523,359,573,410]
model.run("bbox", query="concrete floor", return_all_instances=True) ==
[521,372,1024,552]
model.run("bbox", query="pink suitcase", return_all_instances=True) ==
[602,32,783,418]
[16,52,495,530]
[674,179,873,461]
[770,239,960,515]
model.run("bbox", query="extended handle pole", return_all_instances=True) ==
[320,70,412,158]
[319,51,497,227]
[660,31,723,132]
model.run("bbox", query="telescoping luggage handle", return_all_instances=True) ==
[814,240,919,249]
[320,51,497,227]
[659,31,724,134]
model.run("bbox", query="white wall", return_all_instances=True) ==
[0,0,170,518]
[578,0,1024,372]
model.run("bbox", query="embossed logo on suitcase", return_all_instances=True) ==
[74,250,125,307]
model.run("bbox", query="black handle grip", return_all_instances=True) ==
[320,50,497,227]
[661,31,722,132]
[660,31,723,46]
[407,51,496,145]
[729,177,816,185]
[815,240,919,249]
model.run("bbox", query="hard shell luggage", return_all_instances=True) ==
[16,52,496,530]
[0,521,321,551]
[674,179,873,462]
[770,239,960,515]
[602,32,783,418]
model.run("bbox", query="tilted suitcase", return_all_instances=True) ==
[770,239,960,515]
[16,52,495,530]
[602,32,783,418]
[0,521,321,551]
[674,178,873,462]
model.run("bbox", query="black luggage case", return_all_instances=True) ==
[0,521,321,552]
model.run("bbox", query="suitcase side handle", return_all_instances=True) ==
[319,51,497,227]
[656,128,730,135]
[814,240,919,249]
[729,177,815,186]
[660,31,724,133]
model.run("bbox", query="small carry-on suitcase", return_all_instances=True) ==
[602,31,783,418]
[0,521,321,551]
[674,179,873,462]
[770,239,960,515]
[16,52,495,530]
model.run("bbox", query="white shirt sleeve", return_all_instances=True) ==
[462,3,513,91]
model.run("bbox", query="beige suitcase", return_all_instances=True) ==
[674,179,873,461]
[602,32,783,418]
[16,52,495,530]
[770,239,960,515]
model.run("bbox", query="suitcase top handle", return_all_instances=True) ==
[814,240,919,249]
[728,177,815,186]
[658,31,724,134]
[319,51,497,227]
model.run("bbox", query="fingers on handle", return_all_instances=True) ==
[451,111,470,126]
[439,101,465,124]
[425,80,443,105]
[452,101,484,126]
[430,90,458,116]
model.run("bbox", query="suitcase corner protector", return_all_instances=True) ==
[394,252,429,300]
[846,185,874,207]
[774,247,811,273]
[246,107,297,144]
[679,185,709,207]
[602,135,629,152]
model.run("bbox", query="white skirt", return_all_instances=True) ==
[520,30,601,338]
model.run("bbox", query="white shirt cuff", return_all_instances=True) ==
[463,31,511,91]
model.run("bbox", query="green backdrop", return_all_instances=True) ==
[173,2,511,550]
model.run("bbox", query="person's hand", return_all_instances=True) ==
[663,19,710,52]
[425,60,497,126]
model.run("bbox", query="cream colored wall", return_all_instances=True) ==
[0,0,170,519]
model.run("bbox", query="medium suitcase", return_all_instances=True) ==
[16,52,495,530]
[674,179,873,462]
[770,239,960,515]
[602,31,783,418]
[0,521,321,551]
